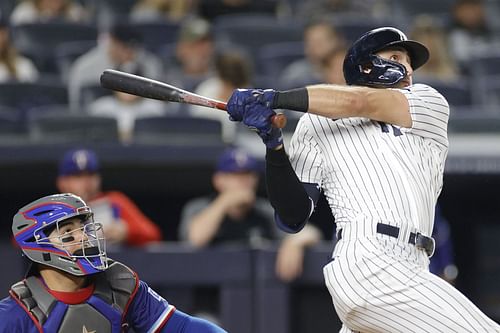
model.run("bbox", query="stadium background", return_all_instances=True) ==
[0,0,499,332]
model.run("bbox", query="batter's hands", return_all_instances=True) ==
[227,89,283,149]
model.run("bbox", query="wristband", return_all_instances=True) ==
[273,88,309,112]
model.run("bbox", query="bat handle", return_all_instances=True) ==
[220,102,287,129]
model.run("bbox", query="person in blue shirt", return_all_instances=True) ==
[0,193,227,333]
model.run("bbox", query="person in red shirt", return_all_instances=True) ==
[56,148,162,246]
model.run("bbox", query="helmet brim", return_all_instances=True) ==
[379,40,429,70]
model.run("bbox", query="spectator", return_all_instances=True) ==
[448,0,498,67]
[198,0,279,22]
[165,17,215,92]
[88,86,168,143]
[130,0,196,22]
[279,19,343,89]
[68,22,163,111]
[10,0,89,25]
[0,18,38,82]
[56,148,163,246]
[179,147,321,281]
[297,0,390,20]
[320,45,347,85]
[189,50,253,142]
[411,15,460,83]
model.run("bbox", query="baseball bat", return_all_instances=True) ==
[99,69,287,129]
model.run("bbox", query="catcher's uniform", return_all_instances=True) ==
[0,260,175,333]
[289,84,500,332]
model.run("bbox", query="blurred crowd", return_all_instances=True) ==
[0,0,499,149]
[0,1,471,313]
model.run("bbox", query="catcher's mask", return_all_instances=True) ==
[343,27,429,87]
[12,193,107,276]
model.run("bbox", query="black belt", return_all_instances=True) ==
[337,223,435,257]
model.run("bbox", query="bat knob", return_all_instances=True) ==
[271,113,287,129]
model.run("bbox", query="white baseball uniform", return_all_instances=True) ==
[289,83,500,332]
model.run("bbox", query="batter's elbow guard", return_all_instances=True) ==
[274,211,308,234]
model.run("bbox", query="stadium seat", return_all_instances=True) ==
[419,79,473,107]
[0,109,19,133]
[124,21,181,54]
[392,0,455,18]
[214,14,303,60]
[11,23,98,74]
[0,105,29,144]
[79,84,114,110]
[29,113,120,143]
[55,40,97,83]
[448,107,500,133]
[468,51,500,78]
[474,75,500,106]
[26,104,72,118]
[0,81,68,115]
[328,14,405,43]
[256,41,304,78]
[94,0,138,26]
[133,116,224,146]
[0,0,16,18]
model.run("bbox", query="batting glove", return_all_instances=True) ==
[227,89,283,149]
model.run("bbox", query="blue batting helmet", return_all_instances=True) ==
[343,27,429,87]
[12,193,108,276]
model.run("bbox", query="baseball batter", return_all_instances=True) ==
[227,27,500,332]
[0,193,227,333]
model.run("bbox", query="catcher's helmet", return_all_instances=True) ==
[12,193,107,276]
[343,27,429,87]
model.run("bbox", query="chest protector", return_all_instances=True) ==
[10,260,137,333]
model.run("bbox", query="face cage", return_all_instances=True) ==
[357,55,407,88]
[35,216,108,272]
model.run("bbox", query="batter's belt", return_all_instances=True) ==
[337,222,435,257]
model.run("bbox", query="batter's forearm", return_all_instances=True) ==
[306,84,366,118]
[273,85,411,127]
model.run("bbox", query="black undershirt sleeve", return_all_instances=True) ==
[265,147,313,231]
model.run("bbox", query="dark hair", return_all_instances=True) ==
[215,51,252,87]
[110,24,143,46]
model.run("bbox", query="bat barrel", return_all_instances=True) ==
[100,69,287,128]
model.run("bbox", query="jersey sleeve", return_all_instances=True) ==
[0,296,39,333]
[288,115,324,185]
[126,281,176,332]
[104,191,163,245]
[396,83,449,147]
[161,309,228,333]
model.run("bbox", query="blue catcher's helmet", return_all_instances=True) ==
[12,193,108,276]
[343,27,429,87]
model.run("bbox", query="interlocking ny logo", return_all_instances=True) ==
[378,121,403,137]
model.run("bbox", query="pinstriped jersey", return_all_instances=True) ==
[289,83,449,237]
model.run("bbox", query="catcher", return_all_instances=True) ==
[0,193,228,333]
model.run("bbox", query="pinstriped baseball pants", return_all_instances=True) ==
[323,227,500,332]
